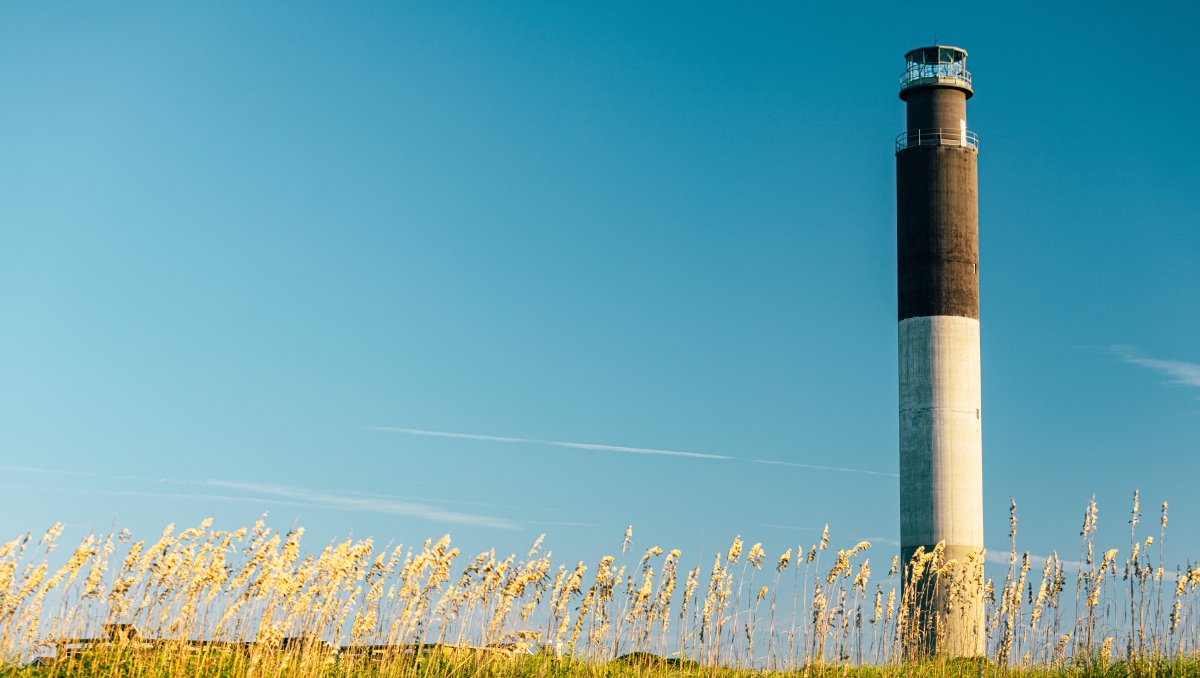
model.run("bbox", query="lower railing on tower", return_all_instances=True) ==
[895,128,980,153]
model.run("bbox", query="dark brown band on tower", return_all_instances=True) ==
[896,145,979,321]
[904,88,967,132]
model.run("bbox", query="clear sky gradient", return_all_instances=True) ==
[2,2,1197,568]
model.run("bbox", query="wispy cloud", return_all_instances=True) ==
[0,483,295,508]
[1113,345,1200,387]
[0,464,162,484]
[370,427,896,477]
[0,465,518,530]
[984,550,1084,572]
[983,550,1015,567]
[199,480,517,530]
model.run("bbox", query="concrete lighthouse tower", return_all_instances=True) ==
[895,45,985,655]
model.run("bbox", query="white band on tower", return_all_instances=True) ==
[898,315,984,550]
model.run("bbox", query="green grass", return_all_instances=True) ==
[5,652,1200,678]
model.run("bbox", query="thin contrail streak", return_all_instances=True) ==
[368,427,732,460]
[369,427,898,477]
[749,458,898,478]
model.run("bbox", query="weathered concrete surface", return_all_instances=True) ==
[897,314,985,657]
[898,315,984,550]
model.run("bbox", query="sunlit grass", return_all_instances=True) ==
[0,492,1196,676]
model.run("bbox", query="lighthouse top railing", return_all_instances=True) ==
[895,128,979,153]
[899,45,972,96]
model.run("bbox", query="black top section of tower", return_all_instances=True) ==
[896,48,979,323]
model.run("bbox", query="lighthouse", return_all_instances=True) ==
[895,45,985,655]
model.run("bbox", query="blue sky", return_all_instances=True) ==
[1,2,1197,569]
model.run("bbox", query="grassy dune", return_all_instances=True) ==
[5,652,1200,677]
[0,493,1197,676]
